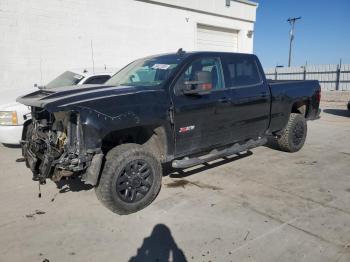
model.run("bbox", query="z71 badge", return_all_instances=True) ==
[179,125,195,133]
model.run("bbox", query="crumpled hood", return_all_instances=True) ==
[16,84,161,112]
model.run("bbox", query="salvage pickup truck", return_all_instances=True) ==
[17,51,321,214]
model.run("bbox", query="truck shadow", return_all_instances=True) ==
[323,109,350,117]
[54,151,253,193]
[2,143,21,149]
[129,224,187,262]
[164,151,253,179]
[55,177,93,193]
[263,137,280,151]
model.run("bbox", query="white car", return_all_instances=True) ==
[0,70,114,145]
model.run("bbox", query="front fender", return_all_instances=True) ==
[78,104,170,151]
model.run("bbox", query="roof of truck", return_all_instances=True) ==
[140,50,256,60]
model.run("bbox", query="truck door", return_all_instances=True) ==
[171,56,232,157]
[221,54,270,142]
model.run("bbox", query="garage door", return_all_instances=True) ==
[196,24,238,52]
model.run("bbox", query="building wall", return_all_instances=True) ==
[0,0,257,102]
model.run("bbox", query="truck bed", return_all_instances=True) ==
[267,80,321,133]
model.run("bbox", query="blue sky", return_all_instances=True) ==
[254,0,350,68]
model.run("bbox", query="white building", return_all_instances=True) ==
[0,0,257,101]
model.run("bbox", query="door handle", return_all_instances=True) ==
[218,97,231,103]
[260,92,268,97]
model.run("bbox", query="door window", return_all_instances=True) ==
[177,57,224,93]
[224,56,262,87]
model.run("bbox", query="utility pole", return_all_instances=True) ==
[287,17,301,67]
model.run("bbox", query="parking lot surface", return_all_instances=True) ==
[0,103,349,262]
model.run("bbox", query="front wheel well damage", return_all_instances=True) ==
[101,125,168,162]
[88,125,168,187]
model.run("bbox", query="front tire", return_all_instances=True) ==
[277,113,307,152]
[95,143,162,215]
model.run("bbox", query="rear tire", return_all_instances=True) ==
[277,113,307,152]
[95,143,162,215]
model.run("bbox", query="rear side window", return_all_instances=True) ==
[223,56,261,87]
[84,75,111,84]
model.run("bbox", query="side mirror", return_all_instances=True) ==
[183,71,213,95]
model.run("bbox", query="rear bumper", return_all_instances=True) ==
[0,125,23,145]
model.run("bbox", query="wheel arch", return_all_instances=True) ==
[291,100,310,117]
[101,124,172,163]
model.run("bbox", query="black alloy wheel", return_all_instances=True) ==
[116,159,153,203]
[277,113,307,152]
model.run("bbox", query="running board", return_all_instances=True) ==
[172,137,267,169]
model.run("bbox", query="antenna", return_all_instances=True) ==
[287,16,301,67]
[90,40,95,74]
[39,57,43,86]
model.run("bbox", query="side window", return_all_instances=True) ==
[224,56,261,87]
[178,57,224,92]
[84,75,111,84]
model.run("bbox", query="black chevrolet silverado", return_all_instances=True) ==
[17,51,321,214]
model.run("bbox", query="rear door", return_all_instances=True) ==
[221,54,270,142]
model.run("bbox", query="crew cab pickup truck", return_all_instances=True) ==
[17,51,321,215]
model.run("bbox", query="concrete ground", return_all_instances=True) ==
[0,102,349,262]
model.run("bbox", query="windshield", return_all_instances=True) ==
[45,71,84,89]
[105,55,183,87]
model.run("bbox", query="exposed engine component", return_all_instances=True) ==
[22,107,94,184]
[51,169,73,182]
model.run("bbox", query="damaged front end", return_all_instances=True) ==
[22,107,103,185]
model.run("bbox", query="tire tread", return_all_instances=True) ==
[277,113,307,152]
[95,143,162,215]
